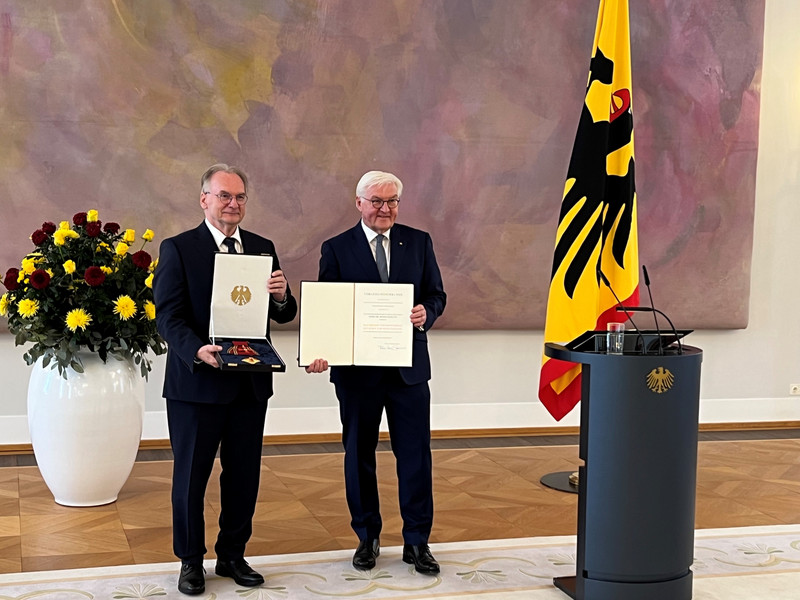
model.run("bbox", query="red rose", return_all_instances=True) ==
[131,250,152,270]
[84,266,106,287]
[41,222,57,235]
[3,268,20,291]
[30,269,51,290]
[73,212,87,226]
[86,222,102,237]
[31,229,48,246]
[104,222,121,234]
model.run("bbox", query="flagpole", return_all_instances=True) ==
[537,0,638,494]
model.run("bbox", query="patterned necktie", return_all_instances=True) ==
[375,234,388,283]
[223,237,238,254]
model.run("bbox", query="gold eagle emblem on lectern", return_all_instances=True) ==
[646,367,674,394]
[230,285,252,306]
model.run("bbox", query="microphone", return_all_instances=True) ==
[617,306,683,355]
[597,268,646,355]
[642,265,663,355]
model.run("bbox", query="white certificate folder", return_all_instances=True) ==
[298,281,413,367]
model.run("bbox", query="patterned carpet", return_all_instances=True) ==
[0,525,798,599]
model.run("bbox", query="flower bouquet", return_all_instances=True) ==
[0,210,167,378]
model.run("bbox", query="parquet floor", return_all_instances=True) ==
[0,433,798,574]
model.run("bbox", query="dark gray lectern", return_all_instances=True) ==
[545,341,702,600]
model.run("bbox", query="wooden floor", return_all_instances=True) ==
[0,433,798,574]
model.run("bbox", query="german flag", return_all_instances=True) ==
[539,0,640,421]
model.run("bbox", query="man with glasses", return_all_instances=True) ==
[154,163,297,595]
[306,170,447,575]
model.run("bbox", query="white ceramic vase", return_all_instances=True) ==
[27,351,145,506]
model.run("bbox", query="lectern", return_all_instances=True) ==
[545,338,702,600]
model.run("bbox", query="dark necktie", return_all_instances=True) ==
[223,237,238,254]
[375,234,388,283]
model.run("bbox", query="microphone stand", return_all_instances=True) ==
[642,266,663,355]
[597,269,647,355]
[621,307,684,355]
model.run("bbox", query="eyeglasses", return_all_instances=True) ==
[360,196,399,209]
[205,191,248,205]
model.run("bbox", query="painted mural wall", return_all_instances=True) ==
[0,1,763,330]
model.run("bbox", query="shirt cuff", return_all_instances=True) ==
[271,294,289,307]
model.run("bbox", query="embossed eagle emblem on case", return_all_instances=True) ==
[230,285,252,306]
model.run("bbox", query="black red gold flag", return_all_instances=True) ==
[539,0,640,421]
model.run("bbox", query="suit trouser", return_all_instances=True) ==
[335,372,433,546]
[167,392,268,563]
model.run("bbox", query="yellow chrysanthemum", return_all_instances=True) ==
[63,260,76,274]
[87,209,99,222]
[115,242,129,256]
[0,293,9,316]
[59,221,70,230]
[65,308,92,332]
[21,257,37,275]
[124,229,136,243]
[142,229,155,242]
[143,300,156,320]
[18,298,40,318]
[97,242,112,253]
[144,273,154,289]
[150,257,159,271]
[100,266,113,274]
[113,295,137,320]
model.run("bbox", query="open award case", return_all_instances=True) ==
[209,252,286,372]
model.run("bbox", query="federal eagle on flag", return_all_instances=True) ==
[539,0,640,421]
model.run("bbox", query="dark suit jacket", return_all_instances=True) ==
[319,222,446,387]
[154,222,297,403]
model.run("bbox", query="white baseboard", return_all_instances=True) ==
[0,416,30,445]
[143,411,170,440]
[1,398,797,446]
[698,396,800,423]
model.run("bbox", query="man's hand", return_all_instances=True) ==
[410,304,426,329]
[268,270,288,302]
[305,358,329,373]
[196,344,222,367]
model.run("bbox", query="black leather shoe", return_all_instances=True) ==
[402,544,440,575]
[178,563,205,595]
[214,558,265,587]
[352,538,380,570]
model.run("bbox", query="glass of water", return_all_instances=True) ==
[606,322,625,354]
